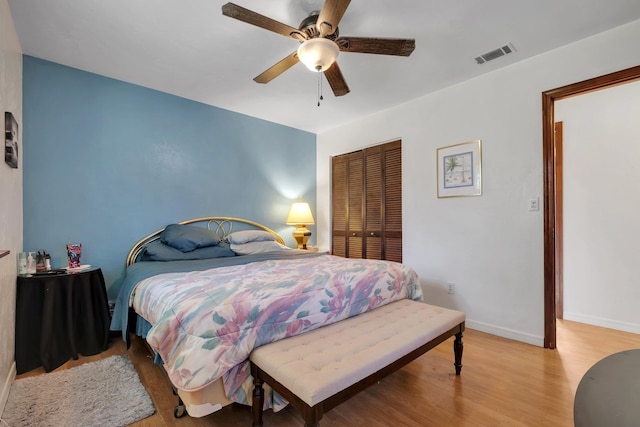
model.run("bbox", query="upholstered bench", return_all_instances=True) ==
[250,299,465,426]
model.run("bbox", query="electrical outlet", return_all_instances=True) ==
[528,197,540,211]
[447,283,455,294]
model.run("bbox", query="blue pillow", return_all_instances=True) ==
[141,240,235,261]
[160,224,220,252]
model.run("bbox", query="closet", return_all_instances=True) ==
[331,140,402,262]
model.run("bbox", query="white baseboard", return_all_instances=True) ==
[0,362,16,416]
[465,319,544,347]
[563,312,640,334]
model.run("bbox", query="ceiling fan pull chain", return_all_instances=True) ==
[317,66,324,107]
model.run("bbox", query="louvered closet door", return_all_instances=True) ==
[331,151,364,258]
[331,140,402,262]
[347,153,364,258]
[332,156,348,257]
[383,141,402,262]
[332,151,364,258]
[364,146,383,259]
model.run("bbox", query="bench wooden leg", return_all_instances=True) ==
[301,404,322,427]
[252,370,265,427]
[454,331,463,375]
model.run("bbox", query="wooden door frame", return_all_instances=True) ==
[554,121,563,321]
[542,64,640,349]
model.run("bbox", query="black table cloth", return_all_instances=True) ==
[15,268,110,374]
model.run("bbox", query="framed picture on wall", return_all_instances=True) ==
[5,112,18,169]
[437,140,482,198]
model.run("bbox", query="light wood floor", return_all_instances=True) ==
[17,320,640,426]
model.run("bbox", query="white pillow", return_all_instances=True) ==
[226,230,277,245]
[231,241,290,255]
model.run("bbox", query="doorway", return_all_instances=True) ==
[542,64,640,349]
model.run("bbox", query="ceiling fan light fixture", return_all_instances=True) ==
[297,38,339,72]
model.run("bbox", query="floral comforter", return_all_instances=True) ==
[130,253,422,405]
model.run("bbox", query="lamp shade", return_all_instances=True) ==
[286,202,315,225]
[297,38,340,72]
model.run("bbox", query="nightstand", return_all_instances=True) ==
[15,268,110,374]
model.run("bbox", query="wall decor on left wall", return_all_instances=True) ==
[5,111,19,168]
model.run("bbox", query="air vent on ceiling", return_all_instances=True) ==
[475,43,516,64]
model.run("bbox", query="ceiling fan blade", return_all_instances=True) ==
[222,3,307,41]
[254,51,300,84]
[337,37,415,56]
[324,62,350,97]
[317,0,351,37]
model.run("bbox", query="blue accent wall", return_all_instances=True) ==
[22,56,316,298]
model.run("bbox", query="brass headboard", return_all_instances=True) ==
[126,216,285,266]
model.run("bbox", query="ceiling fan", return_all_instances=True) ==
[221,0,415,97]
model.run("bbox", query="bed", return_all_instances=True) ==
[110,217,423,418]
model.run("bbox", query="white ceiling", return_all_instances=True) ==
[8,0,640,133]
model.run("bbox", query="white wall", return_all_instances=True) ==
[317,19,640,346]
[0,0,22,413]
[555,80,640,333]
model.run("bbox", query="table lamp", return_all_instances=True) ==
[286,201,315,249]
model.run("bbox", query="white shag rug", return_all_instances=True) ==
[1,355,155,427]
